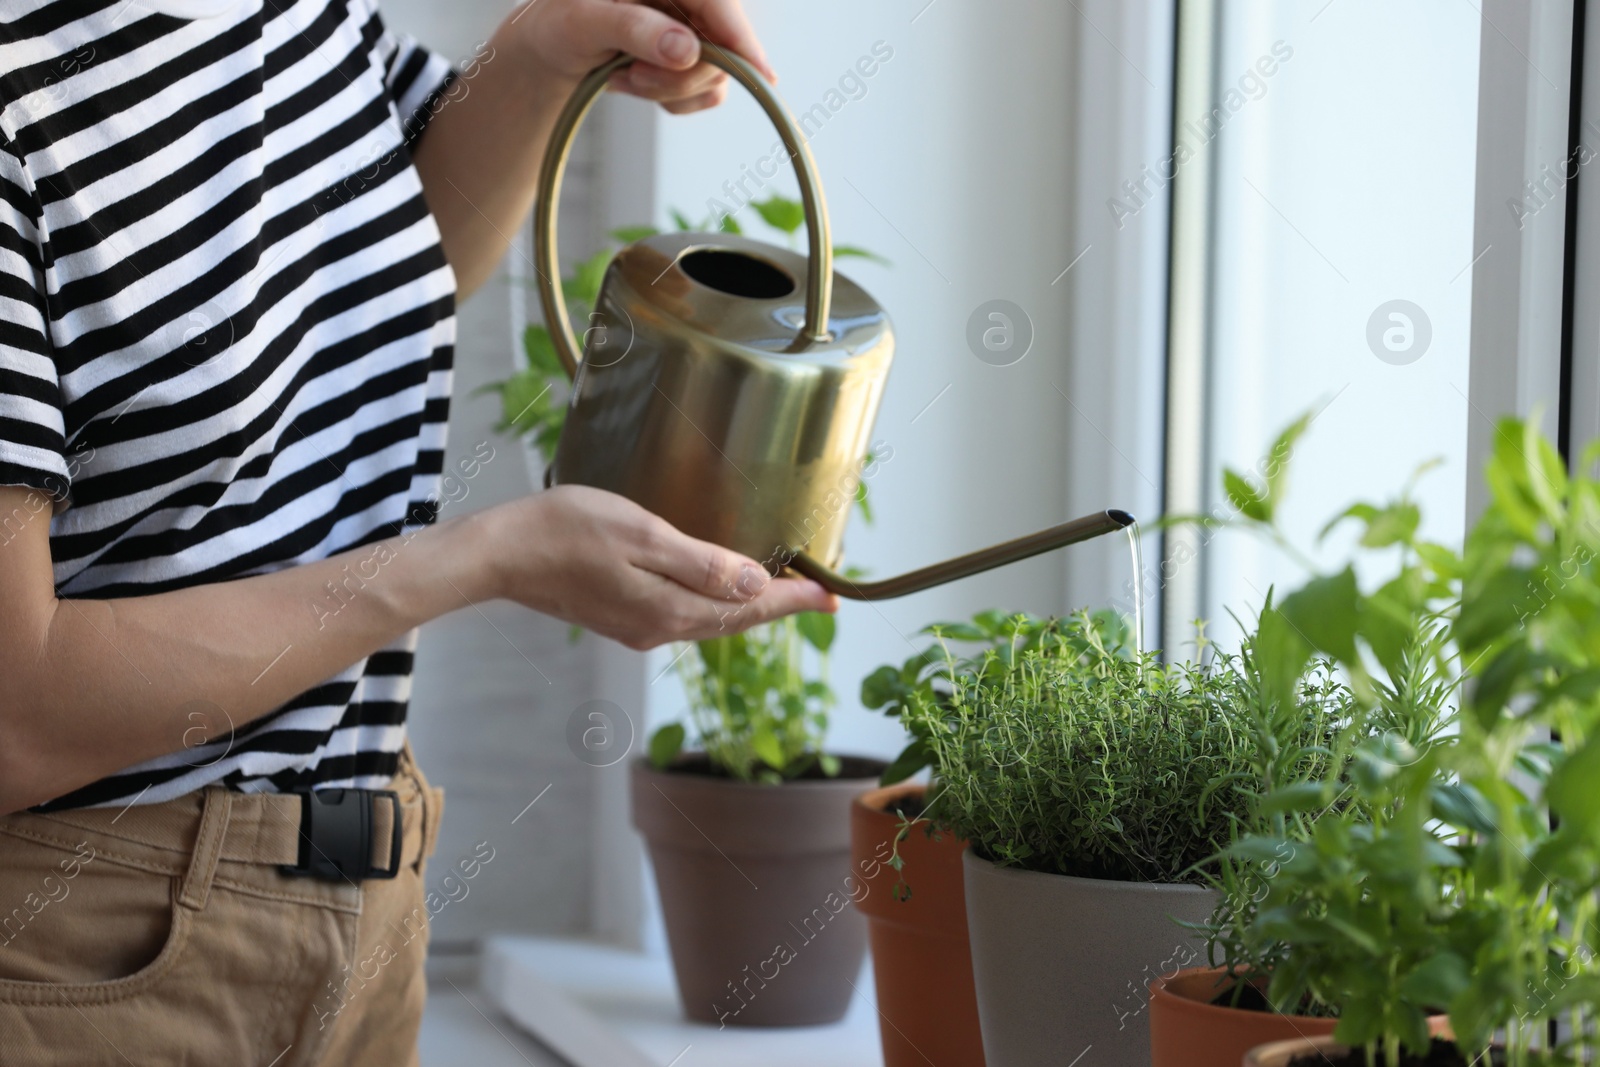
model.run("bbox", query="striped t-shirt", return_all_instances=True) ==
[0,0,459,809]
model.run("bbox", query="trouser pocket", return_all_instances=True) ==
[0,827,181,989]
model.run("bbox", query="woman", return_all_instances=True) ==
[0,0,831,1062]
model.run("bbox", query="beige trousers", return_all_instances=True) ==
[0,750,443,1066]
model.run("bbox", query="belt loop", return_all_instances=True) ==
[178,787,232,912]
[413,784,431,874]
[401,741,442,872]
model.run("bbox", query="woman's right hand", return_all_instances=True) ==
[475,485,838,650]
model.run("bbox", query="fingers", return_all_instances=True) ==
[611,61,727,104]
[665,578,839,644]
[594,2,702,71]
[659,83,729,114]
[736,578,839,623]
[649,0,775,81]
[636,523,770,603]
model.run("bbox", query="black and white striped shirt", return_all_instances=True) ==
[0,0,459,809]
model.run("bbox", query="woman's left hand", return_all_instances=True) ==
[506,0,775,113]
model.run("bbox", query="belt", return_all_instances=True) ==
[8,750,439,887]
[281,787,403,881]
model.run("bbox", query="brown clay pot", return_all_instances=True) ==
[850,782,985,1067]
[631,755,883,1027]
[1149,967,1340,1067]
[1151,968,1456,1067]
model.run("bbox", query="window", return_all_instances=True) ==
[1168,0,1484,649]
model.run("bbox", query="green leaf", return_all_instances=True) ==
[1414,541,1462,579]
[609,224,659,244]
[718,212,743,234]
[670,208,695,232]
[1548,735,1600,834]
[832,244,890,265]
[568,249,613,306]
[1223,470,1270,523]
[752,195,806,235]
[796,611,835,652]
[861,665,906,710]
[854,478,873,524]
[1430,782,1497,835]
[1359,502,1421,548]
[1278,567,1361,664]
[1263,411,1314,508]
[880,739,931,785]
[1258,780,1332,817]
[523,323,565,377]
[1466,642,1528,727]
[818,753,841,777]
[1252,606,1312,711]
[1399,952,1470,1010]
[648,722,685,770]
[1455,566,1534,654]
[1320,502,1380,541]
[1358,568,1425,678]
[496,369,559,441]
[931,622,989,641]
[751,727,786,771]
[1226,836,1298,865]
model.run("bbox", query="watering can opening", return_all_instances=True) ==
[679,248,797,300]
[533,45,1137,601]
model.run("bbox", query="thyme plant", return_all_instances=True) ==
[863,610,1349,884]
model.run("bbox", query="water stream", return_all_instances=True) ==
[1126,521,1145,655]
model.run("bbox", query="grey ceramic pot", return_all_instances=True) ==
[632,756,883,1027]
[962,850,1218,1067]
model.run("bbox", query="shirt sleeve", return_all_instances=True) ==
[0,134,68,505]
[369,6,460,147]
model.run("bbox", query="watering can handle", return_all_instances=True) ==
[533,46,834,378]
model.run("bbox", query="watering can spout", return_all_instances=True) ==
[786,509,1135,601]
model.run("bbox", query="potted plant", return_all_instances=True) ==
[870,609,1347,1067]
[1146,425,1455,1067]
[635,613,886,1027]
[489,201,892,1027]
[1170,418,1600,1066]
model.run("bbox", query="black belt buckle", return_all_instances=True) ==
[281,788,403,881]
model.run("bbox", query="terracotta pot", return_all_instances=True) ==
[850,783,985,1067]
[1149,967,1340,1067]
[963,850,1218,1067]
[1244,1035,1344,1067]
[1151,967,1457,1067]
[631,756,883,1027]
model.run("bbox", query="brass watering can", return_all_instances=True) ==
[534,47,1132,600]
